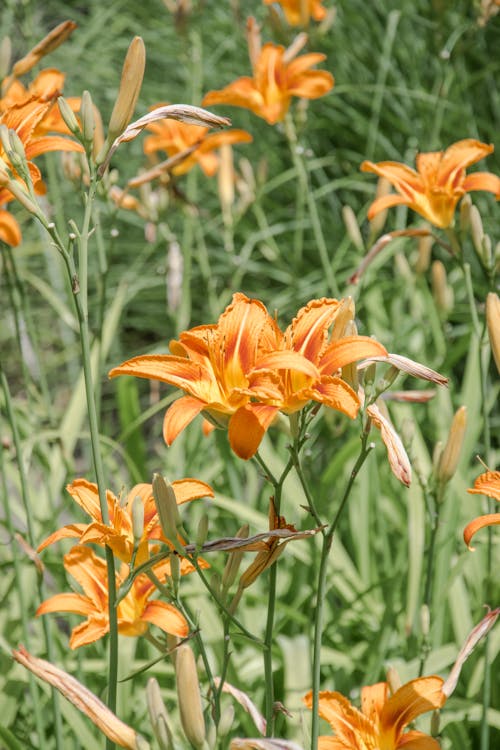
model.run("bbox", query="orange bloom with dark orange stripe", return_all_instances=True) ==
[304,677,445,749]
[37,545,188,648]
[464,470,500,549]
[109,294,387,459]
[361,139,500,229]
[202,34,333,125]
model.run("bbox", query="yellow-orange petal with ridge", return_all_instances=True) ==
[366,192,409,220]
[361,160,422,192]
[228,404,280,460]
[0,210,22,246]
[463,172,500,197]
[109,354,205,388]
[310,377,360,419]
[37,523,86,552]
[37,593,96,618]
[285,297,341,361]
[253,350,321,378]
[171,478,214,503]
[70,615,109,649]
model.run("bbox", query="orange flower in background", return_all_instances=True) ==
[264,0,328,26]
[361,139,500,229]
[37,545,188,648]
[37,477,213,566]
[202,28,334,125]
[143,106,252,176]
[464,469,500,549]
[304,676,445,749]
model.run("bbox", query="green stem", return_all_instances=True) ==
[0,368,63,749]
[418,496,440,677]
[310,438,373,750]
[284,114,339,297]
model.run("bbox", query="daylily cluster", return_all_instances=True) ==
[37,477,213,647]
[464,469,500,549]
[202,18,334,125]
[109,293,388,459]
[0,23,83,246]
[304,676,445,749]
[362,139,500,229]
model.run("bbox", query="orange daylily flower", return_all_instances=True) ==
[361,139,500,229]
[109,294,385,459]
[304,676,445,749]
[143,105,252,176]
[37,545,188,648]
[263,0,328,26]
[202,39,334,125]
[464,470,500,549]
[38,477,213,566]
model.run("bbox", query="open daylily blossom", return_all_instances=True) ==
[304,676,445,749]
[143,105,252,176]
[0,97,83,246]
[109,294,386,459]
[202,29,334,125]
[37,545,189,648]
[361,139,500,229]
[263,0,328,26]
[38,477,213,566]
[464,469,500,549]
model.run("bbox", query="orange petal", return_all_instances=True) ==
[141,601,189,637]
[202,78,264,113]
[361,682,389,724]
[285,298,341,361]
[286,52,328,78]
[63,546,109,607]
[467,470,500,501]
[228,404,280,459]
[37,523,86,552]
[380,676,445,735]
[464,513,500,550]
[397,730,442,748]
[66,478,105,520]
[253,350,321,378]
[437,139,494,186]
[361,160,423,194]
[26,135,84,158]
[311,376,360,418]
[70,615,109,649]
[304,690,375,742]
[366,192,409,220]
[0,209,22,246]
[109,354,206,390]
[37,592,96,617]
[320,336,387,373]
[463,171,500,197]
[30,68,65,98]
[200,129,253,152]
[287,70,334,99]
[162,395,206,444]
[171,478,214,504]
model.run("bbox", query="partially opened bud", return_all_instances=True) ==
[437,406,467,487]
[486,292,500,374]
[107,36,146,142]
[175,644,206,749]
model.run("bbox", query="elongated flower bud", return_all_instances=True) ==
[175,644,206,749]
[437,406,467,486]
[486,292,500,374]
[107,36,146,142]
[11,21,77,77]
[146,677,174,750]
[342,205,364,252]
[414,233,433,274]
[131,495,144,545]
[152,474,185,555]
[431,260,453,314]
[58,96,81,137]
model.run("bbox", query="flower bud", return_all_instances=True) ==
[107,36,146,142]
[459,194,471,233]
[486,292,500,375]
[152,474,185,555]
[170,553,180,596]
[420,603,430,637]
[437,406,467,486]
[431,260,453,315]
[414,233,433,274]
[0,36,11,79]
[469,204,484,257]
[342,205,364,252]
[386,666,401,695]
[131,495,144,545]
[146,677,174,750]
[369,176,391,238]
[57,96,81,136]
[195,514,209,553]
[80,90,96,147]
[175,644,206,749]
[11,21,77,77]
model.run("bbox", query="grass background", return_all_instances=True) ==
[0,0,499,747]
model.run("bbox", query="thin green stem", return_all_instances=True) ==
[284,114,339,297]
[310,438,373,750]
[1,368,63,749]
[418,496,440,677]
